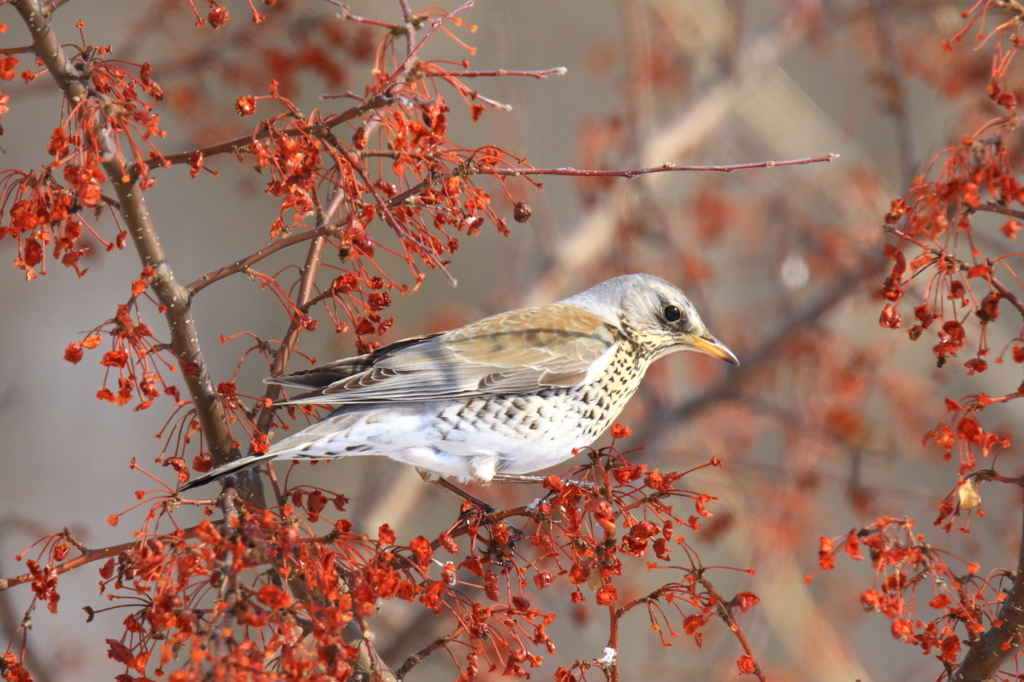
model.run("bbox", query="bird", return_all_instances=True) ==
[180,274,737,491]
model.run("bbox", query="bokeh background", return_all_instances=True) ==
[2,1,1018,680]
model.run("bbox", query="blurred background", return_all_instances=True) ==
[1,1,1018,680]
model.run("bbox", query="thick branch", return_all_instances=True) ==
[10,0,259,501]
[871,0,920,187]
[953,490,1024,681]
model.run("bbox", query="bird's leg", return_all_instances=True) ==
[419,474,530,545]
[430,476,528,543]
[420,470,498,514]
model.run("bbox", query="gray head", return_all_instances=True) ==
[562,274,738,364]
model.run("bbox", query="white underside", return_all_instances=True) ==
[268,399,595,482]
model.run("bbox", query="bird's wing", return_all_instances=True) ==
[267,304,617,404]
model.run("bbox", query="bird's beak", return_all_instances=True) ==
[690,333,739,365]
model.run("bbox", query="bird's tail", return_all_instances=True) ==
[179,452,278,492]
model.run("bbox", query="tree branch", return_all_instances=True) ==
[148,94,396,169]
[10,0,259,501]
[380,0,476,90]
[0,528,198,591]
[698,576,767,682]
[990,274,1024,319]
[185,178,431,296]
[487,154,838,177]
[953,485,1024,681]
[186,225,330,297]
[871,0,920,187]
[252,233,326,445]
[395,630,460,680]
[977,202,1024,222]
[427,67,568,79]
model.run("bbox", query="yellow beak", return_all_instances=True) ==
[690,334,739,365]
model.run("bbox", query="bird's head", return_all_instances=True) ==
[565,274,739,365]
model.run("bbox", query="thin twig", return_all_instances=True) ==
[395,631,461,679]
[438,67,568,78]
[148,94,395,170]
[252,232,325,433]
[885,226,1024,320]
[976,202,1024,222]
[396,0,418,58]
[381,0,476,90]
[989,273,1024,318]
[1,528,200,591]
[489,154,839,177]
[185,178,431,296]
[186,224,332,297]
[251,157,349,491]
[336,144,457,285]
[698,576,767,682]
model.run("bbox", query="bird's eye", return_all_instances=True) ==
[663,305,682,322]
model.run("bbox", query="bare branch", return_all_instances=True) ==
[871,0,920,187]
[186,225,331,297]
[989,274,1024,318]
[976,202,1024,222]
[395,631,461,680]
[436,67,568,78]
[487,154,839,178]
[251,232,326,443]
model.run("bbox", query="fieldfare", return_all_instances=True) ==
[181,273,737,490]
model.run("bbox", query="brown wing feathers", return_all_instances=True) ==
[266,305,615,405]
